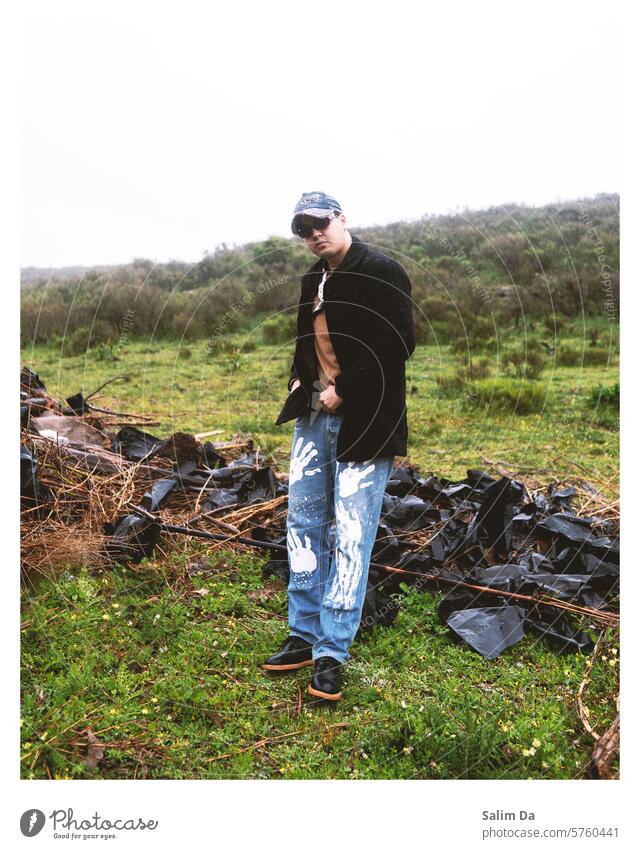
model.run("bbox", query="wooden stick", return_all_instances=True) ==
[194,429,225,440]
[85,375,129,401]
[374,563,619,625]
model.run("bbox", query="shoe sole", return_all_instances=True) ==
[261,659,314,671]
[307,684,342,701]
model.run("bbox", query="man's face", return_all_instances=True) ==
[301,213,350,261]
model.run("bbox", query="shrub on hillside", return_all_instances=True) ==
[503,346,547,380]
[588,382,619,408]
[462,358,492,380]
[556,346,614,367]
[63,321,116,356]
[262,314,296,345]
[466,378,547,414]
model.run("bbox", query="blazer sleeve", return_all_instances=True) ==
[333,260,415,401]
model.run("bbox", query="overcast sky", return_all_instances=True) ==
[21,0,619,268]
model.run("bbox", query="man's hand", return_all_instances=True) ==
[319,384,343,412]
[289,378,301,393]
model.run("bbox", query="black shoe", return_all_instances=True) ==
[307,656,343,701]
[262,636,314,671]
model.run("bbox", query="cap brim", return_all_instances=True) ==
[291,209,341,234]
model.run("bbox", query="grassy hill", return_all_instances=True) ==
[20,323,619,779]
[21,194,619,350]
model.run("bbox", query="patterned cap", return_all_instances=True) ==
[291,191,342,234]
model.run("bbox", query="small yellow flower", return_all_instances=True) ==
[532,738,541,749]
[102,614,110,621]
[109,708,117,715]
[39,731,48,741]
[141,708,149,715]
[151,697,158,703]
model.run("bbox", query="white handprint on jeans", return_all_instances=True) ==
[289,437,322,485]
[287,528,318,573]
[326,500,364,609]
[338,462,375,498]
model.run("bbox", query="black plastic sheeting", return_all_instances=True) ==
[445,605,526,660]
[26,381,613,660]
[65,393,89,415]
[110,426,165,461]
[20,445,51,512]
[107,461,196,562]
[259,466,618,658]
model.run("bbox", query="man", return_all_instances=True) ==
[262,191,415,701]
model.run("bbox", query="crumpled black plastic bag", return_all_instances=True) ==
[385,466,421,497]
[548,484,577,513]
[466,476,514,557]
[20,445,51,510]
[443,602,527,659]
[204,466,276,506]
[524,610,594,654]
[372,521,401,564]
[106,514,161,564]
[111,426,164,461]
[65,393,89,415]
[429,516,470,563]
[236,467,276,505]
[470,562,536,592]
[202,442,227,469]
[140,478,177,512]
[381,494,440,531]
[535,513,597,545]
[553,546,619,578]
[204,488,239,511]
[107,461,196,561]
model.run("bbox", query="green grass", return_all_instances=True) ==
[23,318,619,487]
[21,552,619,780]
[20,318,619,779]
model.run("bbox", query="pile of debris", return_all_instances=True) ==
[21,366,619,663]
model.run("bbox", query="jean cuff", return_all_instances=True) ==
[289,630,314,643]
[312,651,348,664]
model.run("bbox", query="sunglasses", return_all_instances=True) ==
[294,212,339,239]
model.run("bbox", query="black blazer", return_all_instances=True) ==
[275,236,415,461]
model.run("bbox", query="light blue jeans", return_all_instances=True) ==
[286,408,394,663]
